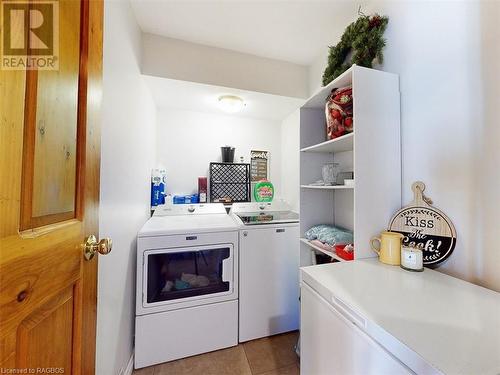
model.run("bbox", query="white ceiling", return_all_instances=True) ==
[130,0,358,66]
[143,75,305,121]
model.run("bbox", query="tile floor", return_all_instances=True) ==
[133,331,300,375]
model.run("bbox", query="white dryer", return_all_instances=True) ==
[230,201,300,342]
[135,203,239,369]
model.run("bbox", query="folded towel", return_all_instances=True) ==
[174,279,190,290]
[305,224,353,246]
[161,280,174,293]
[181,273,210,287]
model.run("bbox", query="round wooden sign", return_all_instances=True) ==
[388,181,457,266]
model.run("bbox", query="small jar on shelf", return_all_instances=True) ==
[322,162,340,185]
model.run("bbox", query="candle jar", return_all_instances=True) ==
[322,163,340,185]
[400,245,424,272]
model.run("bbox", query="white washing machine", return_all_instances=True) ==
[135,203,239,369]
[230,201,300,342]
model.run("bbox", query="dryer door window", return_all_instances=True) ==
[145,245,232,305]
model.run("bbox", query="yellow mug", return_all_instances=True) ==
[370,231,404,265]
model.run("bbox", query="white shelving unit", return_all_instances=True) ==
[300,185,353,190]
[299,238,345,262]
[300,133,354,153]
[299,65,401,265]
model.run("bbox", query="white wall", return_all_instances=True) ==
[156,108,282,199]
[308,13,358,94]
[142,33,309,99]
[97,2,156,374]
[280,110,300,212]
[308,1,500,291]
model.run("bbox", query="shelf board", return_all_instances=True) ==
[302,65,355,109]
[300,133,353,153]
[300,238,345,262]
[301,184,353,190]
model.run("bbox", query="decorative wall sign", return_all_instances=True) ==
[388,181,457,266]
[250,150,268,182]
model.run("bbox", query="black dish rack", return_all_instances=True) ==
[209,162,251,203]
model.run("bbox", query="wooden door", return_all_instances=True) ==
[0,0,104,374]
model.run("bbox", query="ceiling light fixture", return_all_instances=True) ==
[217,95,245,113]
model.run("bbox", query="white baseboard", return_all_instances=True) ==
[121,351,134,375]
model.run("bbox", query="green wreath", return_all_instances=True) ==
[322,14,389,86]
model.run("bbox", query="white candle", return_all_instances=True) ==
[400,246,424,272]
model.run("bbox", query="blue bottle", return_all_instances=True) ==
[151,169,166,208]
[173,195,185,204]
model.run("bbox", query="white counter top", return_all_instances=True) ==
[301,259,500,375]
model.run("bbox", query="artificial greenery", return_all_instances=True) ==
[322,14,389,86]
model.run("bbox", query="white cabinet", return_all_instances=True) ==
[239,224,300,342]
[301,283,411,375]
[299,65,401,264]
[301,260,500,374]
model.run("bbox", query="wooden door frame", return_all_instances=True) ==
[81,0,103,373]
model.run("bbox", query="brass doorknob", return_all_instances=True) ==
[83,235,112,261]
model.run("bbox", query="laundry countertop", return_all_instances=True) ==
[301,259,500,375]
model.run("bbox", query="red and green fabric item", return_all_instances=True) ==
[254,180,274,202]
[326,86,353,139]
